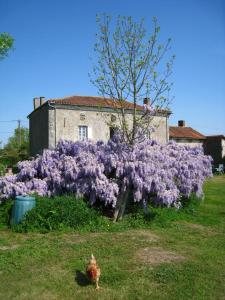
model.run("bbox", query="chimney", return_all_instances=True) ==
[143,98,150,106]
[33,97,41,110]
[178,120,185,127]
[40,96,46,106]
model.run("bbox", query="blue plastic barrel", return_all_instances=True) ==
[11,196,36,225]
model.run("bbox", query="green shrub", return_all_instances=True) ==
[0,162,6,175]
[144,194,202,228]
[0,199,13,228]
[1,192,203,233]
[14,195,110,233]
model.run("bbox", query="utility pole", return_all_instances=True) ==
[18,119,21,147]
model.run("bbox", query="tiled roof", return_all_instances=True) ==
[48,95,171,114]
[48,95,143,110]
[169,126,206,140]
[27,95,171,118]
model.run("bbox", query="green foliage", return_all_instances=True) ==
[0,162,6,175]
[116,195,200,230]
[6,127,29,149]
[0,127,29,169]
[1,177,222,234]
[0,32,14,60]
[0,199,13,228]
[13,195,110,233]
[0,193,204,233]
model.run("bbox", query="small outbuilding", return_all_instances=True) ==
[204,135,225,168]
[169,120,206,147]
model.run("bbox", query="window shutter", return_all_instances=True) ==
[88,127,92,139]
[76,126,79,140]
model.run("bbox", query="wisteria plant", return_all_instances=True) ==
[0,133,212,221]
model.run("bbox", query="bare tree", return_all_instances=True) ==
[91,15,175,144]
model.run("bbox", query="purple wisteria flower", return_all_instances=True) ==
[0,133,212,208]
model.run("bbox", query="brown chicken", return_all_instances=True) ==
[86,254,101,289]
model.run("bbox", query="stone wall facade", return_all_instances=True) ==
[29,104,49,156]
[29,103,170,156]
[170,138,204,148]
[54,107,168,145]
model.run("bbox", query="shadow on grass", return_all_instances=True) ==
[75,270,90,287]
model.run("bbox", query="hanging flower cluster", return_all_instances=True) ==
[0,133,212,208]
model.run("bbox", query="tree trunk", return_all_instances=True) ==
[142,199,150,215]
[113,188,130,222]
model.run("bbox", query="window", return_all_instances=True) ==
[110,127,116,139]
[79,126,88,140]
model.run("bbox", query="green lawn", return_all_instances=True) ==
[0,175,225,300]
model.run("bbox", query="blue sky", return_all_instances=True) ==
[0,0,225,145]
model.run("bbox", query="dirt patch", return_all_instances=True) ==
[176,221,216,236]
[19,290,58,300]
[62,236,88,244]
[116,230,159,242]
[0,244,19,251]
[182,223,207,231]
[61,232,105,244]
[136,247,185,266]
[135,230,159,241]
[61,230,160,245]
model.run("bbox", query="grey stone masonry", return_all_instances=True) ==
[28,97,171,156]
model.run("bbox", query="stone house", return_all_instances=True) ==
[169,120,206,147]
[204,135,225,167]
[28,95,171,156]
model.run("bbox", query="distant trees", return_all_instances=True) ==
[0,32,14,61]
[0,127,29,172]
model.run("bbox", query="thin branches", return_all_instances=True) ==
[91,14,175,144]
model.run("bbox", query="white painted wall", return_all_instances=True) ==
[222,139,225,158]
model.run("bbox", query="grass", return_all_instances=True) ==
[0,175,225,300]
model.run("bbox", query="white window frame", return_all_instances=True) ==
[78,125,88,141]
